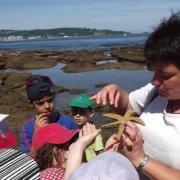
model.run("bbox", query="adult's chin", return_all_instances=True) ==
[158,90,168,98]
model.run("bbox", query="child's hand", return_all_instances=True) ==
[70,123,101,151]
[34,113,48,133]
[104,134,121,152]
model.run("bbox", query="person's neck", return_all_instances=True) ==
[78,125,84,129]
[168,99,180,114]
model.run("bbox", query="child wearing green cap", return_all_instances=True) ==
[70,94,104,162]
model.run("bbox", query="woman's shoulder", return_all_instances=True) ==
[131,83,157,95]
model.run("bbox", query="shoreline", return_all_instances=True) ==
[0,33,146,43]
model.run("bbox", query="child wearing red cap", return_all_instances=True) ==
[0,114,16,149]
[0,114,40,179]
[32,123,101,180]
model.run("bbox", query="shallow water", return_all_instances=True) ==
[2,34,151,125]
[0,34,147,51]
[96,60,117,65]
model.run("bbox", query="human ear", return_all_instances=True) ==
[90,110,95,118]
[53,147,59,155]
[27,100,34,108]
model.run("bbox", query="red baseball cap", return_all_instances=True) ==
[32,123,79,151]
[0,114,16,148]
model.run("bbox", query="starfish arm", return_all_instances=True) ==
[124,109,135,121]
[129,117,145,126]
[102,121,121,129]
[103,113,123,121]
[117,124,126,139]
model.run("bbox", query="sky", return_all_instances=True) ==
[1,0,180,33]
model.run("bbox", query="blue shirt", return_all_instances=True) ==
[20,114,77,153]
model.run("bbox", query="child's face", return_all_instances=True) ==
[31,96,55,115]
[53,142,70,169]
[71,107,94,127]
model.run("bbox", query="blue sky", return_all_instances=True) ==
[1,0,180,33]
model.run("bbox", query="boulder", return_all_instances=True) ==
[95,83,109,88]
[111,47,146,63]
[68,88,86,94]
[4,71,32,90]
[0,56,7,68]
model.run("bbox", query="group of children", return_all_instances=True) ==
[0,74,139,180]
[19,75,107,179]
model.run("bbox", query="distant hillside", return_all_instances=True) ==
[0,28,131,39]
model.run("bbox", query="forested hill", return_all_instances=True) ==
[0,28,130,38]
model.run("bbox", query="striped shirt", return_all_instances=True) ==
[0,148,40,180]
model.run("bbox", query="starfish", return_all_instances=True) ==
[102,110,145,139]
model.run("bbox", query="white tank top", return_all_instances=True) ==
[129,83,180,170]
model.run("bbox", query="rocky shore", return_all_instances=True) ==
[0,46,146,149]
[0,46,145,72]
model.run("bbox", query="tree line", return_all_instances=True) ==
[0,28,130,38]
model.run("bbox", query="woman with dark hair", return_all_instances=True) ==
[91,12,180,180]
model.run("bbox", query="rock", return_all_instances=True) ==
[68,88,86,94]
[3,51,57,69]
[63,60,144,73]
[102,129,117,144]
[62,109,72,117]
[2,50,112,70]
[54,85,66,94]
[111,47,146,63]
[56,50,112,64]
[96,105,111,113]
[95,83,109,88]
[0,57,7,68]
[4,71,32,90]
[0,47,146,72]
[0,71,7,85]
[0,87,36,149]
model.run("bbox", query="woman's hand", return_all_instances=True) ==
[70,123,101,151]
[122,121,145,168]
[104,134,121,152]
[90,84,121,108]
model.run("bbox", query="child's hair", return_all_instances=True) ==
[35,143,68,171]
[144,11,180,68]
[32,123,79,171]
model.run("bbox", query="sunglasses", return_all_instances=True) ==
[26,76,53,89]
[71,107,90,116]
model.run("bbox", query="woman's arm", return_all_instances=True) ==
[123,121,180,180]
[90,83,156,116]
[139,157,180,180]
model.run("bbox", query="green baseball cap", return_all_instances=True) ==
[70,94,96,110]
